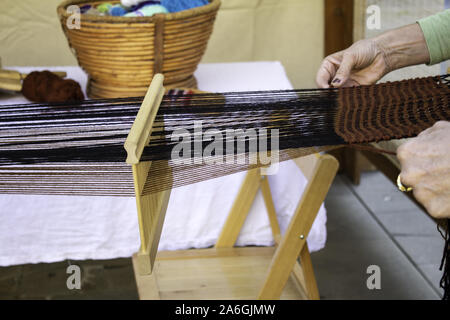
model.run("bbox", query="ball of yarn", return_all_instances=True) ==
[161,0,208,13]
[22,71,84,103]
[109,5,127,16]
[124,4,168,17]
[85,8,102,16]
[131,0,162,11]
[80,4,92,14]
[121,0,148,7]
[97,3,113,13]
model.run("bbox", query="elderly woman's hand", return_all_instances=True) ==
[398,121,450,219]
[315,23,430,88]
[315,39,390,88]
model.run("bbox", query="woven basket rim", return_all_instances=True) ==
[57,0,221,23]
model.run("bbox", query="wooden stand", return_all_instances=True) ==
[125,75,339,300]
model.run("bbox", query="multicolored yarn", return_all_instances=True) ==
[82,0,210,17]
[80,4,92,14]
[161,0,209,13]
[97,3,113,13]
[131,0,161,11]
[121,0,209,14]
[124,4,168,17]
[85,8,102,16]
[109,4,127,16]
[121,0,149,7]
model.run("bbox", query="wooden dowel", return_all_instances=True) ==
[0,78,22,92]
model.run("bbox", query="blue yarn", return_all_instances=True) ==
[80,4,92,14]
[124,4,168,17]
[131,1,161,11]
[161,0,209,13]
[110,5,128,16]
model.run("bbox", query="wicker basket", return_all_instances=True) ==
[57,0,220,98]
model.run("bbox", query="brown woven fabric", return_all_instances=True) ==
[335,75,450,144]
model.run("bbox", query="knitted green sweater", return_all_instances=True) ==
[418,9,450,65]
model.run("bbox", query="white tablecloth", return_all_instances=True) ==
[0,61,327,266]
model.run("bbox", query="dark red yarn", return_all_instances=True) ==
[22,71,84,103]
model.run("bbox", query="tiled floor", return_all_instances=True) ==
[0,171,445,299]
[0,258,138,300]
[313,172,444,299]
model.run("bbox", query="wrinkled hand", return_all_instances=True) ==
[316,39,390,88]
[398,121,450,219]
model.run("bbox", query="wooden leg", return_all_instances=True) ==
[258,154,338,299]
[132,253,161,300]
[261,166,319,299]
[343,148,361,185]
[299,244,320,300]
[215,169,261,248]
[260,176,281,242]
[133,162,171,275]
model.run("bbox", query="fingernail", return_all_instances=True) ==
[332,78,341,84]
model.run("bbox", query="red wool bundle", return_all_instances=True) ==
[22,71,84,103]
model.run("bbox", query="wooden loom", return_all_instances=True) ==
[124,74,339,300]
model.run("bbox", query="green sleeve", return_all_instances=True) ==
[417,9,450,65]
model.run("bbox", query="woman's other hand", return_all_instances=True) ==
[398,121,450,219]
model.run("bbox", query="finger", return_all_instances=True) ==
[400,165,425,188]
[412,187,434,211]
[397,140,414,164]
[417,121,450,138]
[331,52,356,87]
[432,120,450,130]
[316,59,336,88]
[418,124,440,137]
[426,199,450,219]
[411,186,449,218]
[398,143,424,187]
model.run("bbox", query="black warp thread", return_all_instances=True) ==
[0,74,448,166]
[0,88,345,165]
[439,219,450,300]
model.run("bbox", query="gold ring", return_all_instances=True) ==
[397,174,412,192]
